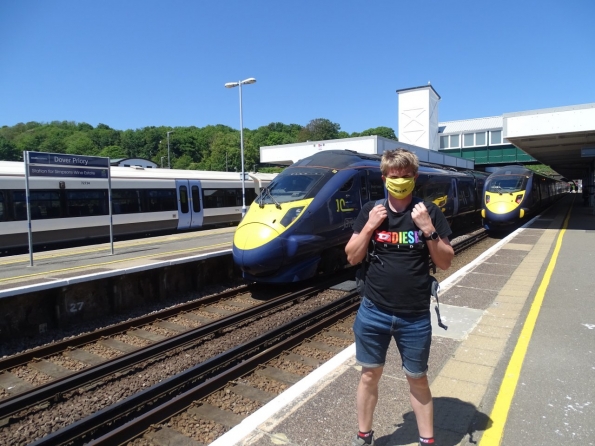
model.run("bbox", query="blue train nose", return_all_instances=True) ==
[233,223,285,276]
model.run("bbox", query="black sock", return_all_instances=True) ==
[358,430,374,444]
[419,437,435,444]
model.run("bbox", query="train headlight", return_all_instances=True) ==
[515,194,523,204]
[280,207,304,227]
[485,195,490,204]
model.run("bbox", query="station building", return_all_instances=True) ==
[260,85,595,204]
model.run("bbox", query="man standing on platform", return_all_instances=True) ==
[345,149,454,446]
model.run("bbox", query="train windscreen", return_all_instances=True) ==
[258,167,330,204]
[485,175,528,193]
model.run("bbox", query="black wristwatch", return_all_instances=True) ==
[424,231,439,241]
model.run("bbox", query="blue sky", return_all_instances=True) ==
[1,0,594,135]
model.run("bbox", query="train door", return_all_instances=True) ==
[359,171,369,206]
[189,180,203,228]
[176,180,191,230]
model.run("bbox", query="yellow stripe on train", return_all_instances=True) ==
[234,198,313,250]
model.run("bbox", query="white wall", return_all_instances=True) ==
[260,137,377,164]
[398,86,440,151]
[504,104,595,138]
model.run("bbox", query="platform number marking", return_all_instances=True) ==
[69,302,84,313]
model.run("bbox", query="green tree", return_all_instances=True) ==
[64,132,98,155]
[297,118,341,142]
[99,145,127,159]
[0,135,20,161]
[173,154,194,170]
[357,126,398,140]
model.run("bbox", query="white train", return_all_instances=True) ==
[0,161,276,251]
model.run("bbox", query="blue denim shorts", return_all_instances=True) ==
[353,296,432,378]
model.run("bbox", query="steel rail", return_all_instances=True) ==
[0,285,250,372]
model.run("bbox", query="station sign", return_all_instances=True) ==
[581,148,595,158]
[27,151,109,178]
[28,165,109,179]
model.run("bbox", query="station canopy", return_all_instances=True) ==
[503,103,595,180]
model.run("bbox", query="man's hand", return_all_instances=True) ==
[411,202,434,237]
[366,204,388,231]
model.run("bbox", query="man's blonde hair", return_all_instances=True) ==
[380,149,419,176]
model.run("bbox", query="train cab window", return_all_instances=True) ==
[191,186,201,212]
[261,168,327,204]
[339,178,354,192]
[485,175,527,193]
[147,189,177,212]
[179,186,189,214]
[112,190,141,214]
[66,190,108,217]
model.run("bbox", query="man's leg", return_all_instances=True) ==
[407,374,433,438]
[356,366,383,432]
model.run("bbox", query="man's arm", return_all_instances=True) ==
[345,204,387,265]
[411,202,454,271]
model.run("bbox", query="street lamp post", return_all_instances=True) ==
[167,131,174,169]
[160,156,165,168]
[225,77,256,218]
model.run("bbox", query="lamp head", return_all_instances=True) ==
[225,82,239,88]
[241,78,256,85]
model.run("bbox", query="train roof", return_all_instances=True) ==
[489,165,532,175]
[0,161,277,182]
[288,150,481,178]
[488,165,566,182]
[291,150,381,169]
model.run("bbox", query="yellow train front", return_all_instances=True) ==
[481,165,568,228]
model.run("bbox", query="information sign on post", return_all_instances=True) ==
[24,151,114,266]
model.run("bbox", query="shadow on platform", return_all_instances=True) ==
[376,397,492,446]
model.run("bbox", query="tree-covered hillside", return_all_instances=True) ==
[0,119,397,172]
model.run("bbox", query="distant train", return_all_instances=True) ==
[0,161,276,252]
[481,165,569,228]
[233,150,489,283]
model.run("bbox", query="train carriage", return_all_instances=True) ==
[0,161,276,252]
[481,165,569,228]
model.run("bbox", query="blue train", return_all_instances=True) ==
[481,165,569,228]
[233,150,488,283]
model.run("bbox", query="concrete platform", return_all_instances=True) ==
[0,227,235,296]
[0,228,236,338]
[209,194,595,446]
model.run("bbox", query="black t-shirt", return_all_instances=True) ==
[352,197,452,313]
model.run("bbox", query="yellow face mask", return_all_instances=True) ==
[385,177,415,199]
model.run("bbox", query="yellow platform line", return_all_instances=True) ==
[479,201,573,445]
[0,242,230,283]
